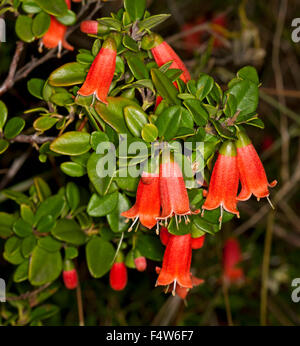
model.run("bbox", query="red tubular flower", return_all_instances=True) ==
[80,20,98,34]
[158,156,199,225]
[156,230,205,295]
[236,129,277,203]
[62,260,78,290]
[202,141,240,220]
[109,262,128,291]
[77,38,117,104]
[134,256,147,272]
[121,171,161,231]
[41,0,73,55]
[223,237,244,284]
[145,33,191,83]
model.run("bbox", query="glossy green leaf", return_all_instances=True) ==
[97,17,122,31]
[38,236,61,252]
[34,0,68,16]
[66,182,80,211]
[15,15,34,42]
[138,14,171,31]
[61,161,86,177]
[4,117,25,139]
[86,237,115,278]
[136,233,164,261]
[90,131,109,151]
[14,259,29,283]
[21,235,37,258]
[65,246,78,260]
[32,11,50,37]
[0,139,9,154]
[155,105,182,141]
[27,78,45,100]
[50,92,73,106]
[33,116,58,132]
[33,177,51,202]
[13,219,32,238]
[223,93,237,118]
[21,204,35,225]
[167,217,191,235]
[192,215,219,234]
[183,99,208,126]
[123,35,139,52]
[36,214,55,233]
[151,68,180,105]
[125,52,149,79]
[87,191,119,217]
[124,0,146,21]
[0,212,14,238]
[196,74,214,101]
[56,9,76,26]
[107,193,131,232]
[210,119,237,140]
[141,123,158,142]
[3,236,24,264]
[49,63,87,87]
[124,105,148,137]
[94,97,138,135]
[29,246,62,286]
[22,1,42,14]
[0,100,8,130]
[52,218,86,245]
[50,131,91,155]
[34,195,65,225]
[237,66,259,85]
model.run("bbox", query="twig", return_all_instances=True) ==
[272,0,289,182]
[0,41,24,96]
[76,282,85,327]
[0,147,32,190]
[10,134,55,144]
[260,210,275,326]
[6,283,51,301]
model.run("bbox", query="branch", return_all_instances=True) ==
[0,41,24,96]
[10,134,55,144]
[6,283,51,302]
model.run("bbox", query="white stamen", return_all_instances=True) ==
[219,205,223,230]
[172,279,177,296]
[129,217,139,232]
[267,196,275,210]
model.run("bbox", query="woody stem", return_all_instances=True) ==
[260,210,275,325]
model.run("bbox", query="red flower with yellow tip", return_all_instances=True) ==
[236,129,277,205]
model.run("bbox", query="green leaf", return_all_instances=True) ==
[138,14,171,31]
[90,131,109,151]
[65,246,78,260]
[33,177,51,202]
[167,217,191,235]
[32,11,50,37]
[136,233,164,261]
[141,123,158,142]
[94,97,138,135]
[22,1,42,14]
[29,246,62,286]
[223,93,237,118]
[192,215,219,234]
[123,35,139,52]
[237,66,259,85]
[124,0,146,21]
[0,139,9,154]
[125,52,149,79]
[56,9,76,26]
[196,74,214,101]
[4,236,24,265]
[107,193,131,232]
[4,117,25,139]
[0,212,15,238]
[155,105,182,140]
[115,169,139,193]
[210,119,237,140]
[34,195,65,225]
[21,235,37,258]
[183,99,208,126]
[86,237,115,278]
[27,78,45,100]
[36,215,55,233]
[52,218,86,245]
[246,118,265,129]
[1,190,31,206]
[14,259,29,282]
[34,0,68,16]
[50,92,73,106]
[151,68,180,105]
[13,219,32,238]
[87,152,115,196]
[228,79,259,117]
[87,191,119,217]
[124,105,148,137]
[49,63,87,87]
[61,161,86,177]
[21,204,35,225]
[38,236,61,252]
[50,131,91,156]
[0,100,8,131]
[15,15,34,42]
[33,116,58,132]
[30,305,59,322]
[97,17,122,31]
[66,182,80,211]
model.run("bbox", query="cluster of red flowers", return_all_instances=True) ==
[202,129,277,227]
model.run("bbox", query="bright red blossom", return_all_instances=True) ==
[41,0,73,55]
[63,268,78,290]
[236,130,277,202]
[202,141,240,219]
[109,262,128,291]
[223,237,244,284]
[77,38,117,104]
[158,158,199,224]
[121,171,161,231]
[134,256,147,272]
[80,20,98,34]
